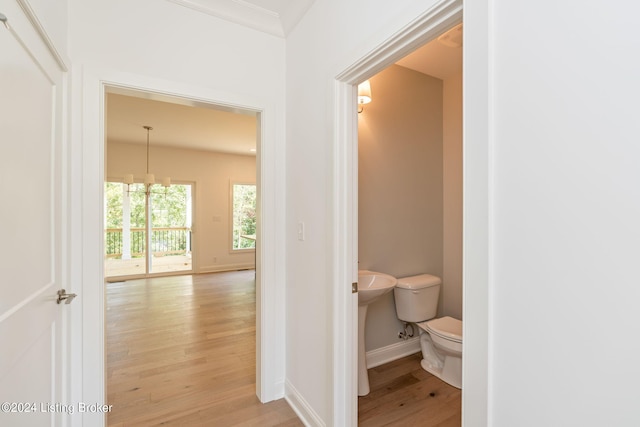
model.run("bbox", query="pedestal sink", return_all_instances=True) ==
[357,270,397,396]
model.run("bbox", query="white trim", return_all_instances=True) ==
[165,0,314,38]
[166,0,285,37]
[0,3,59,83]
[366,337,421,369]
[285,379,326,427]
[334,0,462,82]
[462,1,493,425]
[77,67,285,424]
[79,67,108,426]
[14,0,68,71]
[199,263,256,273]
[330,79,359,427]
[332,1,468,425]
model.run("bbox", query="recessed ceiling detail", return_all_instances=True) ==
[166,0,315,37]
[437,23,463,48]
[396,23,463,80]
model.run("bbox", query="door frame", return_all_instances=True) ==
[332,0,491,425]
[77,68,286,424]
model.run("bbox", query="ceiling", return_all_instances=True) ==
[396,23,462,80]
[166,0,315,38]
[106,91,258,156]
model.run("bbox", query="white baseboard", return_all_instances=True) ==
[282,340,420,426]
[366,336,421,369]
[198,262,255,273]
[273,378,285,400]
[285,379,326,427]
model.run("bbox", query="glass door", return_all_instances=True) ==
[105,182,193,278]
[105,182,147,277]
[149,184,192,274]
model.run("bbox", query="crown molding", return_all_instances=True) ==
[166,0,314,38]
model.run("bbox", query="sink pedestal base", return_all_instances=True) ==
[358,304,370,396]
[356,270,397,397]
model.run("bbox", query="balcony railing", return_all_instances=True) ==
[105,227,191,258]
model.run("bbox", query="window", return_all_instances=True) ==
[231,183,256,251]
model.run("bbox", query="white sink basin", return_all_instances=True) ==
[357,270,397,396]
[358,270,397,306]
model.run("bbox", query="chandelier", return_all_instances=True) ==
[123,125,170,195]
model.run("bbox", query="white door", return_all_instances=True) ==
[0,3,70,426]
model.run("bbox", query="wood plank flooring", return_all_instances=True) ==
[106,270,461,426]
[358,353,461,426]
[106,271,302,426]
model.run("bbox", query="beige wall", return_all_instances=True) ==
[359,65,444,351]
[359,65,463,352]
[107,142,256,273]
[443,71,463,319]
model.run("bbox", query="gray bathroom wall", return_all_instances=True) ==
[443,71,463,320]
[359,64,443,352]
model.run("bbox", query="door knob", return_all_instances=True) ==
[56,289,77,304]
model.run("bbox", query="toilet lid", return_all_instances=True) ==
[396,274,441,290]
[425,316,462,343]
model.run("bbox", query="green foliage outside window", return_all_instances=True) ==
[232,184,256,250]
[105,182,188,229]
[104,182,190,258]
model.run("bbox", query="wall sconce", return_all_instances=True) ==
[358,80,372,113]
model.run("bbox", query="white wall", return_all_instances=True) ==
[285,0,445,423]
[292,0,640,425]
[358,64,443,352]
[107,142,256,273]
[486,1,640,425]
[69,0,287,414]
[65,0,640,425]
[69,0,284,95]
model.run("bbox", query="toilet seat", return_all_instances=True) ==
[420,316,462,343]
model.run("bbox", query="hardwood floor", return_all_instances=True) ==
[106,270,460,426]
[358,353,461,426]
[106,270,302,426]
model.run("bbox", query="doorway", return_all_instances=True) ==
[103,88,259,285]
[355,21,463,424]
[104,89,258,276]
[331,1,469,424]
[103,87,259,414]
[78,69,287,416]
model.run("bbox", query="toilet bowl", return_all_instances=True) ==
[417,316,462,389]
[393,274,463,389]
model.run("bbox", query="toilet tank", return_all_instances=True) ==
[393,274,441,323]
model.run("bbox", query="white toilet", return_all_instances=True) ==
[394,274,462,389]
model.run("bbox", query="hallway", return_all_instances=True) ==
[106,270,461,426]
[106,271,301,426]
